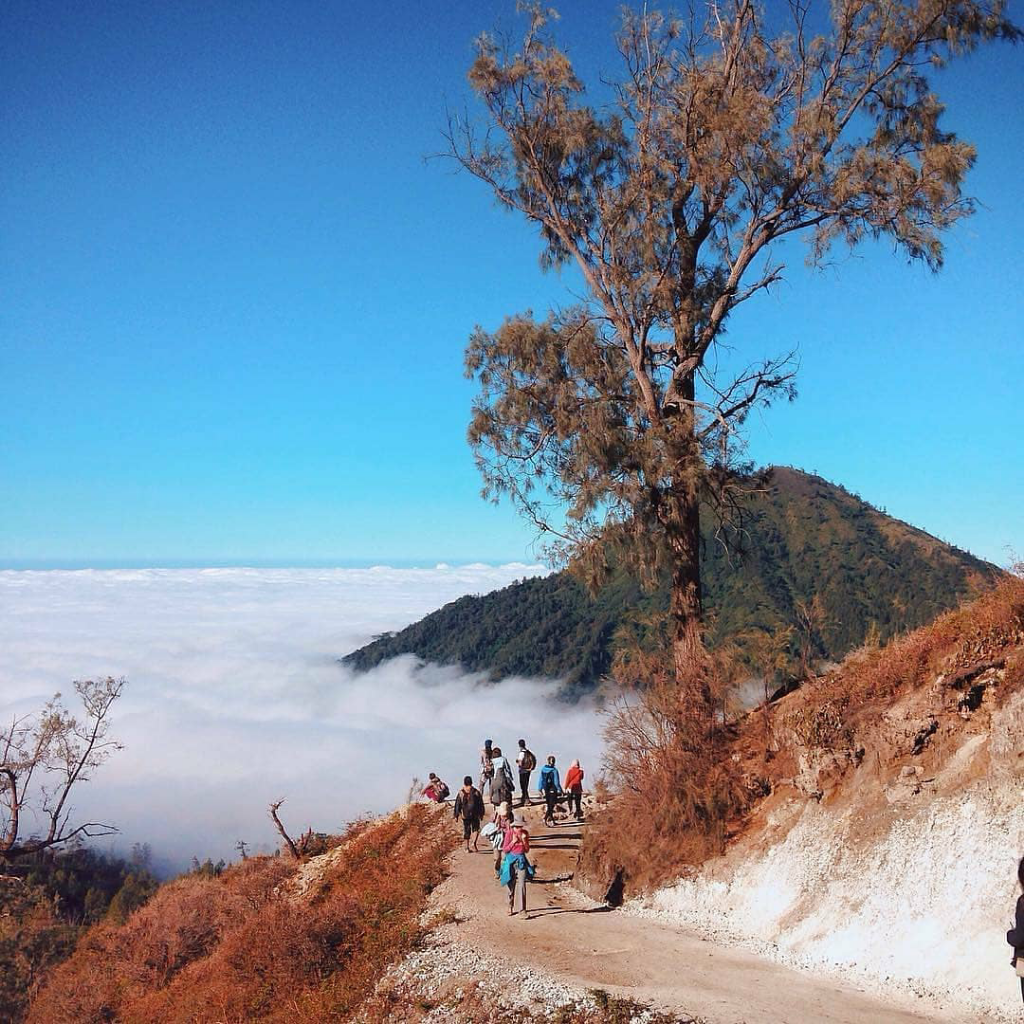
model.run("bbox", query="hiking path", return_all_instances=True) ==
[431,800,953,1024]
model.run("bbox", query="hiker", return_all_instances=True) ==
[538,755,561,826]
[452,776,485,853]
[516,738,536,807]
[564,759,584,820]
[1007,855,1024,1003]
[498,809,534,917]
[489,745,515,808]
[479,739,495,800]
[422,773,449,802]
[489,800,514,875]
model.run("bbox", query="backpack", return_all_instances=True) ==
[436,781,450,801]
[521,749,537,771]
[482,756,494,779]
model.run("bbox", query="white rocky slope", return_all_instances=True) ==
[630,665,1024,1022]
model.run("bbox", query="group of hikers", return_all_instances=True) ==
[423,737,585,919]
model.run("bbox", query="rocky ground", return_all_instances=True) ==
[631,647,1024,1023]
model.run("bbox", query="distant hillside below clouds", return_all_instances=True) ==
[344,467,1003,697]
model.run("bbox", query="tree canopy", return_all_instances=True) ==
[452,0,1018,686]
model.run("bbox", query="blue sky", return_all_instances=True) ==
[2,1,1021,568]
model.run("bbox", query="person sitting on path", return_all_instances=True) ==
[564,759,584,820]
[498,809,533,918]
[452,776,485,853]
[538,755,561,826]
[479,739,495,801]
[422,772,449,802]
[489,745,515,809]
[1006,854,1024,1004]
[516,738,536,807]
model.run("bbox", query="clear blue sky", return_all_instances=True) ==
[2,1,1021,568]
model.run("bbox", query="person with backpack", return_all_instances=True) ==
[538,755,562,826]
[564,759,584,820]
[498,810,534,917]
[489,745,515,808]
[452,776,485,853]
[516,738,536,807]
[479,739,495,800]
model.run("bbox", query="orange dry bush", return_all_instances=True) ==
[27,804,455,1024]
[582,651,749,894]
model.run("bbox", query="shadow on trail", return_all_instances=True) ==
[531,830,583,843]
[526,904,615,918]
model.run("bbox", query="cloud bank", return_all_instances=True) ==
[0,565,605,871]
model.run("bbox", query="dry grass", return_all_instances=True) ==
[780,571,1024,750]
[27,804,456,1024]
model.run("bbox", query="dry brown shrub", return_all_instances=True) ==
[581,638,750,895]
[27,805,456,1024]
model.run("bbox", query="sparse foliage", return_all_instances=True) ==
[452,0,1019,687]
[1,677,126,863]
[583,640,750,891]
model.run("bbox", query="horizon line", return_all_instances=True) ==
[0,557,550,572]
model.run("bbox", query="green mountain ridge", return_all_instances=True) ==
[343,468,1003,696]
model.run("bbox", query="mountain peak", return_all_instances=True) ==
[344,468,1001,695]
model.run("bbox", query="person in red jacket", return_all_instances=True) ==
[564,759,584,820]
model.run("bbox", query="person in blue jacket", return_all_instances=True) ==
[537,755,561,826]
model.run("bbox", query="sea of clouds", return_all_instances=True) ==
[0,565,605,872]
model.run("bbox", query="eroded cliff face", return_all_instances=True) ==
[631,652,1024,1021]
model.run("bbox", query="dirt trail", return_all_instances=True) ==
[435,802,950,1024]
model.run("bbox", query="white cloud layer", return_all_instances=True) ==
[0,566,605,872]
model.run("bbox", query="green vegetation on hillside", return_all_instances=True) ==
[344,469,1001,697]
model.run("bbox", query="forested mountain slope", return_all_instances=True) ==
[344,468,1002,696]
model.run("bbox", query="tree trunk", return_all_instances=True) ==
[666,478,703,680]
[664,369,710,712]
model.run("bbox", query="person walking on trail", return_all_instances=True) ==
[479,739,495,800]
[1006,855,1024,1004]
[538,755,561,826]
[564,759,584,820]
[452,776,485,853]
[489,800,514,875]
[498,810,534,918]
[516,738,536,807]
[489,746,515,808]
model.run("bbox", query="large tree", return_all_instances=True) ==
[452,0,1017,691]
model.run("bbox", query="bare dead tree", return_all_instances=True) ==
[267,800,318,860]
[1,677,125,864]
